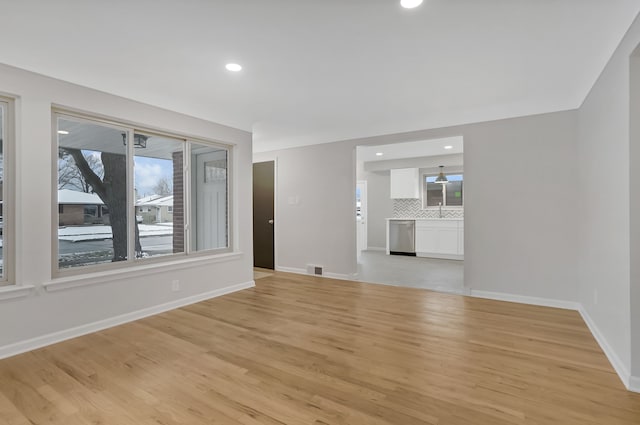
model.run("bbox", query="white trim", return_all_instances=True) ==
[0,285,35,301]
[416,252,464,261]
[0,280,254,361]
[578,305,634,392]
[468,289,637,393]
[275,266,353,281]
[44,251,243,292]
[469,290,580,311]
[324,272,353,281]
[276,266,308,275]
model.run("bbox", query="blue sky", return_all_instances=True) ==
[134,156,173,198]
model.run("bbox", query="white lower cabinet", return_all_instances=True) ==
[415,220,463,260]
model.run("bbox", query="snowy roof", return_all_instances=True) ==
[136,195,173,207]
[58,189,104,205]
[136,194,163,204]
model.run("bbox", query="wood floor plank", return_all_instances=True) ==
[1,271,639,424]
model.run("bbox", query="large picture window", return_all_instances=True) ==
[54,112,231,273]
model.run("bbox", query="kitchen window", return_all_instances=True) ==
[423,174,463,208]
[54,111,232,274]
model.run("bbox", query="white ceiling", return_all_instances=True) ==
[357,136,463,162]
[1,1,638,153]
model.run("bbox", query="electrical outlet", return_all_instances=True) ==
[171,280,180,292]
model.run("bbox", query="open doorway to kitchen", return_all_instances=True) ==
[354,137,465,294]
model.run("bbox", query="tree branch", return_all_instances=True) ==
[62,148,107,200]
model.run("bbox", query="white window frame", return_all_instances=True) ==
[0,97,15,286]
[52,109,233,277]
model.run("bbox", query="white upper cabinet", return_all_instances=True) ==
[390,168,420,199]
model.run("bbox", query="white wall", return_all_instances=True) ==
[255,110,579,299]
[254,142,357,277]
[632,47,640,388]
[0,63,254,355]
[577,13,640,387]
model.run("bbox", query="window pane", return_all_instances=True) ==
[57,118,128,268]
[0,103,4,279]
[191,143,228,251]
[134,134,184,258]
[446,178,463,206]
[426,182,444,206]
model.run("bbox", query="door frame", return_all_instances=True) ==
[356,180,368,256]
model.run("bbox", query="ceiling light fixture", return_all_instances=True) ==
[401,0,423,9]
[121,133,148,148]
[376,152,384,156]
[225,63,242,72]
[444,145,453,150]
[435,165,448,184]
[57,130,69,135]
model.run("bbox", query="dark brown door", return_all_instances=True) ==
[253,161,275,269]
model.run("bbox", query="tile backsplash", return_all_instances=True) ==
[393,199,464,219]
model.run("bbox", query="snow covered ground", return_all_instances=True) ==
[59,224,173,242]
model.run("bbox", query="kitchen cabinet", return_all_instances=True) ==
[390,168,420,199]
[415,219,463,260]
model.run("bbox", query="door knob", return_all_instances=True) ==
[268,219,274,224]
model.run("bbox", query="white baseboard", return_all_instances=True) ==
[578,305,634,392]
[469,289,637,393]
[275,266,353,281]
[0,280,255,361]
[275,266,307,275]
[417,252,464,261]
[469,290,580,311]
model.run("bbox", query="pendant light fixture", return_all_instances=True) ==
[435,165,448,184]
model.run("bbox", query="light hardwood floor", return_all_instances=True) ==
[1,272,639,424]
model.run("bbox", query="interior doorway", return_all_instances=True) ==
[354,137,464,294]
[253,161,275,269]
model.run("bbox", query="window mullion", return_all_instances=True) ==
[127,129,135,262]
[184,141,191,254]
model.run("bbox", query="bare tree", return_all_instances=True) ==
[153,176,172,196]
[60,148,141,261]
[58,150,104,193]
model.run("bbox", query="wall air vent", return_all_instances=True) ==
[307,264,323,276]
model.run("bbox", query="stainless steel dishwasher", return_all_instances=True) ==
[389,220,416,256]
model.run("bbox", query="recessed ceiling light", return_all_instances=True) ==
[376,152,384,156]
[225,63,242,72]
[401,0,423,9]
[444,145,453,150]
[57,130,69,135]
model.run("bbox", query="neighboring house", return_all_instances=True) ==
[57,189,108,226]
[136,194,174,224]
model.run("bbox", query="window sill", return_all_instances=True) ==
[0,284,35,301]
[44,251,243,292]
